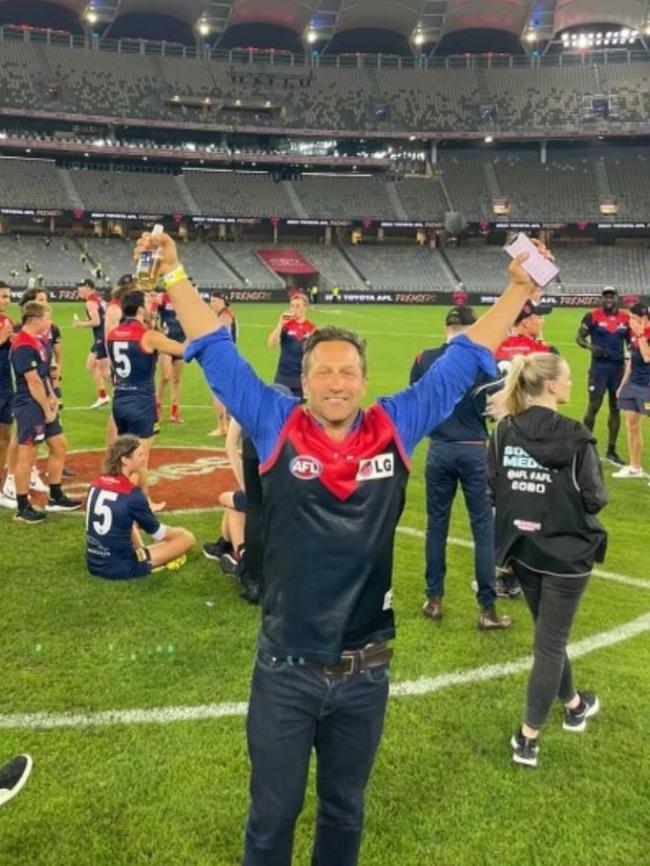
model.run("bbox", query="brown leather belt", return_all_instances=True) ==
[316,643,393,677]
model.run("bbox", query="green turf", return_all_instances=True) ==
[2,301,649,865]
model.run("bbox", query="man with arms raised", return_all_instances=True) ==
[133,230,541,866]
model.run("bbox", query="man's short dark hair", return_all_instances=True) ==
[19,287,46,307]
[77,278,95,289]
[121,290,145,318]
[302,325,367,376]
[21,301,46,324]
[211,291,229,306]
[0,280,10,291]
[630,302,648,318]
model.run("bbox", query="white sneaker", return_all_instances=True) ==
[612,465,644,479]
[0,492,17,509]
[90,395,110,409]
[2,474,16,500]
[29,467,49,493]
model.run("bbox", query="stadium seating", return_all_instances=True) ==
[67,167,181,214]
[0,157,71,209]
[0,235,92,287]
[4,35,650,134]
[346,244,454,291]
[293,174,398,220]
[183,170,298,218]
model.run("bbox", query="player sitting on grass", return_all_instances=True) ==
[86,434,194,580]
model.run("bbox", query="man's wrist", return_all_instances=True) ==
[160,264,186,289]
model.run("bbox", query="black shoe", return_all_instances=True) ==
[239,579,260,605]
[0,754,32,807]
[495,578,522,599]
[563,691,600,732]
[62,466,76,478]
[510,730,539,768]
[13,505,47,524]
[202,538,232,561]
[605,450,625,466]
[219,552,239,575]
[46,495,82,512]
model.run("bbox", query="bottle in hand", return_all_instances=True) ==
[134,224,164,291]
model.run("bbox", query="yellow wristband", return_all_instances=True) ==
[160,265,188,289]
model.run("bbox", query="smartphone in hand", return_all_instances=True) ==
[503,233,559,288]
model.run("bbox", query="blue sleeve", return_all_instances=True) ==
[11,346,36,376]
[128,488,161,536]
[184,327,297,463]
[379,335,497,456]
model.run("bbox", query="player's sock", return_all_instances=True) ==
[98,389,107,400]
[49,483,62,500]
[16,493,29,512]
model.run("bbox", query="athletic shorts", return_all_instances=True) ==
[89,547,152,580]
[113,397,156,439]
[91,338,107,360]
[0,391,13,425]
[13,402,62,444]
[588,363,624,398]
[233,490,248,513]
[618,381,650,416]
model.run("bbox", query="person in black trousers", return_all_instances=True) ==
[411,305,510,630]
[488,352,608,768]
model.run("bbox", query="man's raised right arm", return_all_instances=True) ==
[132,232,295,455]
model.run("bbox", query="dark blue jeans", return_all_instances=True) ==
[425,440,496,608]
[242,649,390,866]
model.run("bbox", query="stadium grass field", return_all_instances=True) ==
[2,300,650,866]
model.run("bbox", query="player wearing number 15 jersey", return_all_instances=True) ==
[106,291,185,510]
[86,435,194,579]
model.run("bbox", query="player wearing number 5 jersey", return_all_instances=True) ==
[106,291,186,511]
[86,435,194,579]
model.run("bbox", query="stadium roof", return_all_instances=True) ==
[2,1,649,49]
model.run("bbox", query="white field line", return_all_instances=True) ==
[396,526,650,592]
[1,611,649,731]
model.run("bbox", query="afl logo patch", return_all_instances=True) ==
[290,455,322,480]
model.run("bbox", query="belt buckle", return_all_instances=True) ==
[323,652,357,676]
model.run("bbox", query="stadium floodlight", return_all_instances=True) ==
[484,135,494,143]
[305,28,319,45]
[621,28,630,40]
[197,18,210,37]
[413,29,426,47]
[525,31,537,43]
[85,8,98,25]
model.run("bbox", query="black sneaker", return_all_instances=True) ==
[219,552,239,575]
[510,730,539,768]
[13,505,47,524]
[605,450,625,466]
[46,495,82,512]
[563,691,600,732]
[0,754,32,808]
[495,578,522,599]
[202,538,232,561]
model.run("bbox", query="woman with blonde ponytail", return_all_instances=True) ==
[488,353,608,768]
